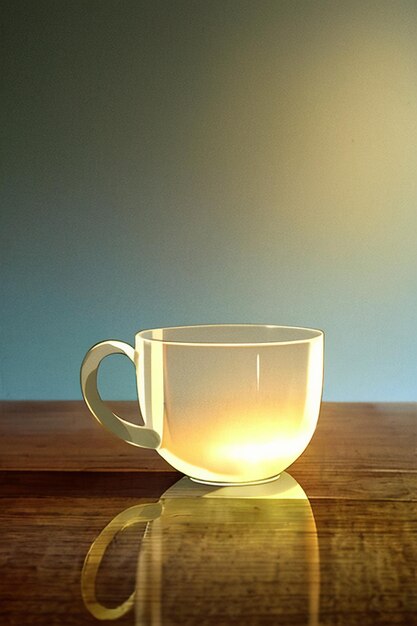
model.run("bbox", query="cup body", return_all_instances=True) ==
[136,324,323,484]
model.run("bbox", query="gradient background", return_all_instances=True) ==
[1,0,416,401]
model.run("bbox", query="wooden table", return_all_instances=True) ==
[0,402,416,625]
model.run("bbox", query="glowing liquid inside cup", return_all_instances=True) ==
[159,404,319,484]
[138,328,323,484]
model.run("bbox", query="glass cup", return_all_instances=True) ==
[81,324,324,484]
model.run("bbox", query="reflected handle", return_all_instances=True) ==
[81,340,160,449]
[81,502,163,620]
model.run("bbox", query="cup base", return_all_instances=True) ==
[189,473,281,487]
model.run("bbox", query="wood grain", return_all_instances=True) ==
[0,402,416,625]
[1,401,416,500]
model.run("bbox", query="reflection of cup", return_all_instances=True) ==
[82,473,320,625]
[81,324,324,484]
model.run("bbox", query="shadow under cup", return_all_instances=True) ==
[81,324,324,484]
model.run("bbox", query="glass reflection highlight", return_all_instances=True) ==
[82,473,319,625]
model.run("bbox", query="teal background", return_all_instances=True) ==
[1,0,416,400]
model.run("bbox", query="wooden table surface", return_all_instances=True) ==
[0,401,416,625]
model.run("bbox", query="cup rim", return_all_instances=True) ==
[136,324,324,347]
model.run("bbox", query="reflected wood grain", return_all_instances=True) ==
[0,478,416,625]
[0,402,416,625]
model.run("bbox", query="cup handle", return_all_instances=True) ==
[81,502,163,620]
[80,340,161,449]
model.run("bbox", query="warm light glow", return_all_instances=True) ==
[139,325,324,484]
[158,402,320,484]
